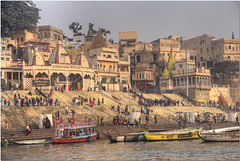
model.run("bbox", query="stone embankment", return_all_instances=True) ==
[1,90,228,131]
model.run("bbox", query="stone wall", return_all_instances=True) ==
[213,62,239,105]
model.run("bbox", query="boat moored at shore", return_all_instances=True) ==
[53,121,97,144]
[144,127,203,141]
[198,126,239,142]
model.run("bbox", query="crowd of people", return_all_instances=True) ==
[12,93,61,107]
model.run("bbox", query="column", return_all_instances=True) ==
[18,72,21,81]
[11,72,13,81]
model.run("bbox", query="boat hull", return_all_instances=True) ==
[144,129,202,141]
[13,138,52,145]
[198,132,239,142]
[109,133,146,142]
[53,135,96,144]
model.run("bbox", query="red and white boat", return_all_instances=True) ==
[53,120,97,143]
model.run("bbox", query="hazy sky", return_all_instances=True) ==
[34,1,239,43]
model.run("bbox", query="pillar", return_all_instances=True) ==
[18,72,21,81]
[11,72,13,81]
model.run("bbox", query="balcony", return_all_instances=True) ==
[97,56,119,62]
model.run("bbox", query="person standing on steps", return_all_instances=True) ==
[26,125,29,136]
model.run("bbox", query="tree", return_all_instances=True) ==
[69,22,84,36]
[88,22,97,35]
[1,1,41,37]
[100,28,111,36]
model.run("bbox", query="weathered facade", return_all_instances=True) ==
[23,42,94,91]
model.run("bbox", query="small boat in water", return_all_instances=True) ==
[109,132,146,143]
[13,138,53,145]
[144,127,203,141]
[198,126,239,142]
[53,120,97,144]
[109,129,172,143]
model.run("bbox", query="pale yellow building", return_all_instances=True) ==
[88,29,130,91]
[182,34,240,69]
[23,42,94,91]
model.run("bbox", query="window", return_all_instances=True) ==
[107,55,111,58]
[103,54,106,57]
[233,47,235,50]
[137,55,141,63]
[1,57,4,60]
[206,48,209,52]
[229,45,231,49]
[173,79,176,87]
[228,56,230,59]
[163,53,165,56]
[142,73,144,79]
[6,58,9,61]
[137,74,138,79]
[190,56,194,60]
[139,74,141,79]
[168,53,169,56]
[201,57,203,61]
[200,49,202,53]
[219,46,221,51]
[202,63,205,67]
[21,37,24,41]
[179,64,182,68]
[17,38,19,42]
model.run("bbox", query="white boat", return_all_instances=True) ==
[13,138,53,145]
[198,126,239,142]
[201,126,239,133]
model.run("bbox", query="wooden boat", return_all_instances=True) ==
[109,132,146,143]
[109,129,173,143]
[53,121,97,144]
[13,138,52,145]
[144,127,203,141]
[198,126,239,142]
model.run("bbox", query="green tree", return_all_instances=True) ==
[100,28,111,36]
[1,1,40,37]
[69,22,84,36]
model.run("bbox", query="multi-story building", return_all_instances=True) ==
[1,38,23,89]
[182,34,240,69]
[9,25,64,62]
[88,29,130,91]
[172,59,211,101]
[152,35,182,64]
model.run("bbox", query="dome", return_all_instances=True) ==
[75,54,90,68]
[28,48,46,66]
[48,41,72,65]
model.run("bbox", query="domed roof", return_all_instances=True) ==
[28,48,46,66]
[48,41,72,65]
[75,53,90,68]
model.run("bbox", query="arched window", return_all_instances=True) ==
[181,78,184,86]
[177,79,180,86]
[173,79,176,87]
[189,77,191,85]
[192,77,196,85]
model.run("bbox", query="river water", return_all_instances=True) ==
[1,140,240,160]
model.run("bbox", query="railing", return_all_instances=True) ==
[55,122,96,130]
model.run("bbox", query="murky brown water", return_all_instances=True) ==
[1,140,240,160]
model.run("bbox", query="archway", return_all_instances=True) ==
[51,73,58,86]
[25,73,33,78]
[68,73,83,90]
[35,72,49,78]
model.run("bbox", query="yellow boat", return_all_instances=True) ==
[144,127,203,141]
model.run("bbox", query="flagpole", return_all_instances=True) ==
[186,43,188,100]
